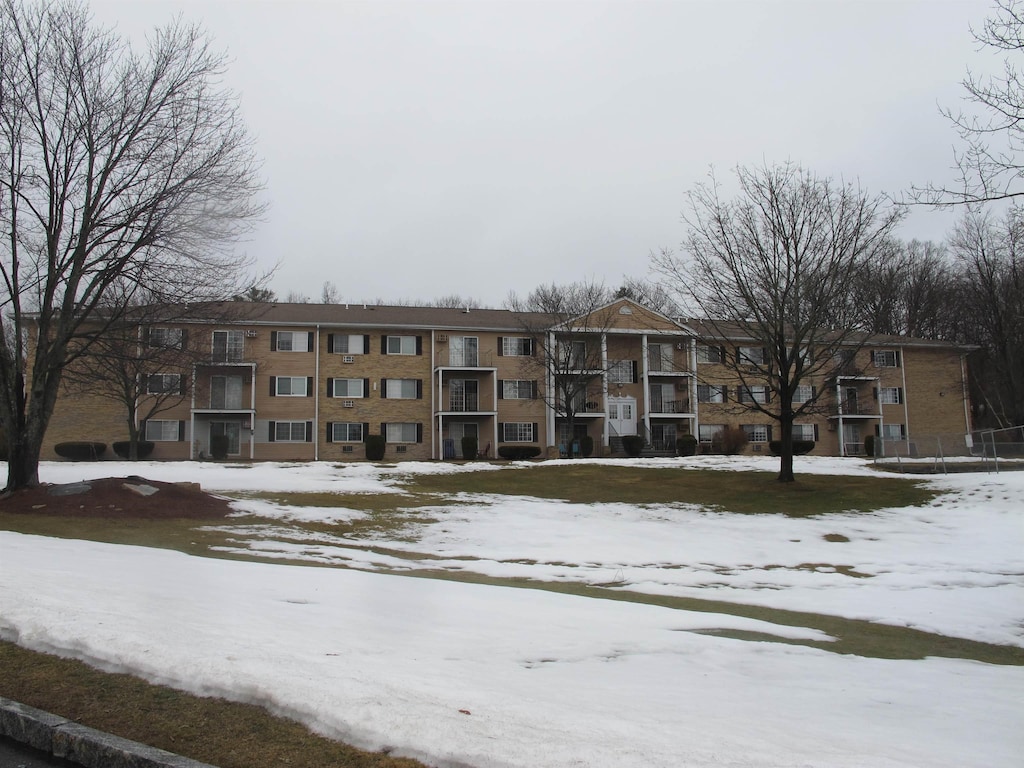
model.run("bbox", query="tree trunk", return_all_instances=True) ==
[5,434,42,490]
[777,415,796,483]
[127,419,140,461]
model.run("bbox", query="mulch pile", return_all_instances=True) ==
[0,477,234,519]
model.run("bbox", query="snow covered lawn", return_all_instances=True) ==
[2,456,1022,768]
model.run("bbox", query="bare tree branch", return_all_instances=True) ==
[0,0,264,489]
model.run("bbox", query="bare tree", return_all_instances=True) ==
[949,206,1024,426]
[506,281,616,454]
[912,0,1024,205]
[234,286,277,302]
[653,163,903,482]
[843,239,960,339]
[0,1,263,490]
[613,278,683,317]
[320,281,341,304]
[432,294,482,309]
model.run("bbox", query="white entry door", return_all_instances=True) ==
[607,396,637,436]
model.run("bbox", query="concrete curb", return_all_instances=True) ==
[0,696,218,768]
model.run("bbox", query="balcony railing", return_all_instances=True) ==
[650,397,690,414]
[437,350,494,367]
[448,394,481,412]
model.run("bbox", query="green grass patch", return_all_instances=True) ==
[403,464,937,515]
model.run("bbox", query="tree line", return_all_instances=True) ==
[2,0,1023,489]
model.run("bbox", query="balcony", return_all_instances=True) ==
[650,397,690,414]
[435,349,495,368]
[448,393,480,412]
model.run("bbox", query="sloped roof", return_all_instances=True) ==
[683,318,975,350]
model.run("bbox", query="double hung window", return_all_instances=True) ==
[275,376,308,396]
[331,423,364,442]
[385,336,418,355]
[501,422,536,442]
[386,423,419,443]
[697,384,726,403]
[273,421,308,442]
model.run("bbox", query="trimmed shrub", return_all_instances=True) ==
[497,445,542,460]
[210,434,229,460]
[719,426,749,455]
[54,442,107,461]
[768,440,816,456]
[864,434,876,458]
[621,435,645,457]
[676,434,698,456]
[365,434,386,461]
[579,434,594,457]
[460,435,478,460]
[112,441,155,460]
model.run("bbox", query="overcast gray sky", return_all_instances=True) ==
[91,0,988,307]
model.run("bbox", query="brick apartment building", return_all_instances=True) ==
[40,298,973,461]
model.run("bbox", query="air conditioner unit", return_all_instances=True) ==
[828,422,837,431]
[343,400,354,408]
[437,334,449,343]
[676,381,688,390]
[396,445,407,453]
[342,355,355,363]
[245,330,258,338]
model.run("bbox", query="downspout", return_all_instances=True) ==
[960,353,971,435]
[249,361,257,460]
[314,325,320,461]
[899,345,909,442]
[836,379,845,457]
[190,362,197,460]
[690,338,698,440]
[431,330,438,460]
[546,330,556,451]
[601,332,610,449]
[641,334,651,440]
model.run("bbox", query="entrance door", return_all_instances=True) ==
[842,423,861,456]
[607,396,637,436]
[210,421,241,456]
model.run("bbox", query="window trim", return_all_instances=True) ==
[500,336,534,356]
[329,378,365,398]
[742,423,770,443]
[273,376,310,397]
[500,422,537,443]
[385,422,421,443]
[879,386,903,405]
[144,419,183,442]
[500,379,536,400]
[698,424,725,443]
[146,373,184,395]
[383,378,421,399]
[384,335,420,355]
[696,384,727,403]
[148,327,184,349]
[696,344,724,364]
[328,422,365,443]
[872,349,901,368]
[270,420,311,443]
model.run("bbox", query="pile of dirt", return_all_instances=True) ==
[0,477,234,519]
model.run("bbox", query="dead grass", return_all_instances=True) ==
[402,464,937,516]
[0,640,426,768]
